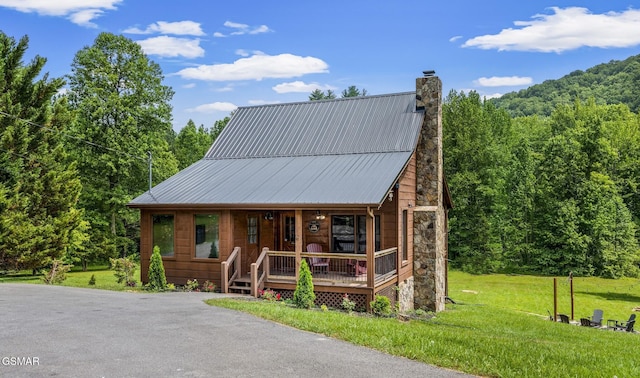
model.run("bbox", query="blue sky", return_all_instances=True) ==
[2,1,640,131]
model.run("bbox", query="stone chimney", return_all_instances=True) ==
[413,72,447,312]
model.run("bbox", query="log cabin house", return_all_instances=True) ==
[128,73,451,312]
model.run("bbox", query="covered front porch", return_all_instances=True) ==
[221,247,399,310]
[220,206,405,309]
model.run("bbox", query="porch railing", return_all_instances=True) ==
[221,246,240,294]
[250,247,269,297]
[265,248,397,287]
[374,247,398,284]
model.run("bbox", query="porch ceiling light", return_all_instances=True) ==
[264,211,274,221]
[315,210,326,220]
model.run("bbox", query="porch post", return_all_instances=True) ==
[295,209,303,280]
[366,207,375,288]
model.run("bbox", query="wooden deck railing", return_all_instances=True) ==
[264,248,397,287]
[250,247,269,297]
[221,246,240,294]
[374,247,398,284]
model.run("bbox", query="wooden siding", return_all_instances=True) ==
[140,209,232,286]
[397,152,416,282]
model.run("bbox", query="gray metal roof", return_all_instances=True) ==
[207,92,422,158]
[130,92,424,207]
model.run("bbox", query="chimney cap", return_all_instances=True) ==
[423,70,436,77]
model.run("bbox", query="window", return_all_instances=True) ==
[402,210,408,261]
[332,215,380,253]
[248,216,258,244]
[195,214,220,259]
[152,214,174,257]
[284,216,295,244]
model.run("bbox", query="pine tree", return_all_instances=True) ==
[293,259,315,308]
[148,246,167,291]
[0,32,87,272]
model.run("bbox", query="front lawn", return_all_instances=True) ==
[0,265,141,291]
[207,271,640,377]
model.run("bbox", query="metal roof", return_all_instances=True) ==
[130,92,424,207]
[207,92,422,158]
[129,152,413,206]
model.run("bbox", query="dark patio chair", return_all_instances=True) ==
[579,318,592,327]
[558,314,570,324]
[607,314,636,332]
[585,309,604,327]
[306,243,328,274]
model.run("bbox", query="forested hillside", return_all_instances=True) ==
[491,54,640,117]
[444,91,640,277]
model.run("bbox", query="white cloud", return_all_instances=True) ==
[182,83,196,89]
[475,76,533,87]
[463,7,640,52]
[482,93,503,99]
[235,49,250,57]
[449,35,462,42]
[215,20,273,37]
[0,0,121,27]
[272,81,336,94]
[123,21,205,36]
[187,102,237,113]
[176,53,329,81]
[137,36,204,58]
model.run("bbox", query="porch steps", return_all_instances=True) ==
[228,275,252,295]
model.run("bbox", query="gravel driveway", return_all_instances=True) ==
[0,284,470,377]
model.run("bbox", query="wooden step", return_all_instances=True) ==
[229,285,252,293]
[233,276,252,283]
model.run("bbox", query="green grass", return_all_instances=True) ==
[0,265,141,291]
[207,271,640,377]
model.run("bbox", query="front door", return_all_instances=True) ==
[244,214,259,274]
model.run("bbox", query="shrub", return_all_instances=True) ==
[341,293,356,313]
[147,246,167,291]
[110,256,137,286]
[370,295,392,316]
[41,260,72,284]
[259,289,281,301]
[185,278,199,292]
[88,274,96,286]
[320,304,329,312]
[202,280,216,292]
[293,259,315,308]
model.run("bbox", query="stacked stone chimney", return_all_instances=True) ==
[413,73,447,312]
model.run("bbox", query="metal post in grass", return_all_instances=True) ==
[553,277,558,322]
[569,272,574,321]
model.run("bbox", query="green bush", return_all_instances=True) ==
[342,293,356,313]
[88,274,96,286]
[185,278,199,292]
[370,295,392,316]
[293,259,315,308]
[147,246,167,291]
[110,256,137,286]
[41,260,72,284]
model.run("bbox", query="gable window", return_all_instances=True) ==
[331,214,380,253]
[195,214,220,259]
[152,214,174,257]
[248,216,258,244]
